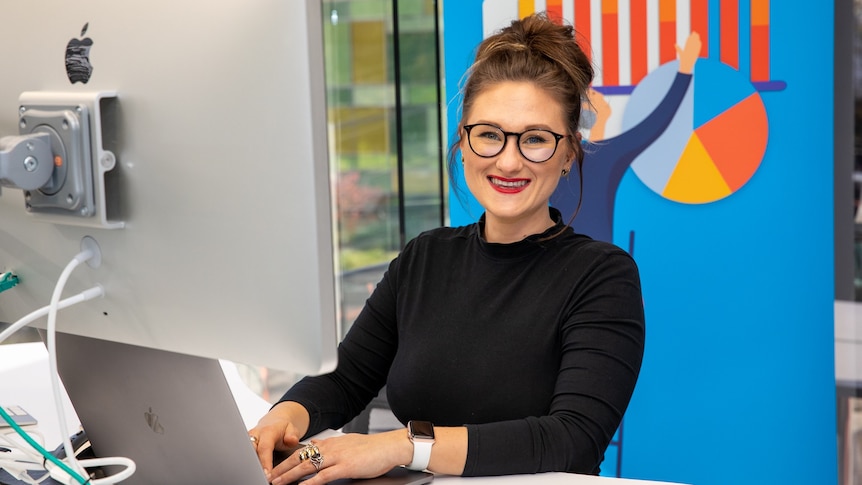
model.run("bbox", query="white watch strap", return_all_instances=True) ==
[407,440,432,471]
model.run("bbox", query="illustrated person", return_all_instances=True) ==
[552,32,702,244]
[248,13,646,484]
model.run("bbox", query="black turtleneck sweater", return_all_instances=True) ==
[279,208,645,476]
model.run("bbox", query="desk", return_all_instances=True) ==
[0,342,687,485]
[434,475,682,484]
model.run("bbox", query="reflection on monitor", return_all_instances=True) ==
[0,0,339,375]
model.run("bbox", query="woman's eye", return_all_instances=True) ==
[522,133,550,145]
[477,130,502,141]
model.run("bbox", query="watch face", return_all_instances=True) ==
[409,420,434,440]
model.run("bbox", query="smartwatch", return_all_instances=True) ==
[407,420,435,471]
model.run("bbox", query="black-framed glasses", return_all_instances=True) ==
[463,123,569,163]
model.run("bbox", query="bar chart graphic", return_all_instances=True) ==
[483,0,786,94]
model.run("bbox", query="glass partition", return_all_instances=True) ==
[323,0,445,339]
[252,0,445,401]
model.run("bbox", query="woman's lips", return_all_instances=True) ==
[488,175,529,193]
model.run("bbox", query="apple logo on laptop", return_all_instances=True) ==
[144,407,165,434]
[65,23,94,84]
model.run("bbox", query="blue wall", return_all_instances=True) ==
[443,2,837,484]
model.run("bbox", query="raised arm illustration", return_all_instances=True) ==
[552,32,702,244]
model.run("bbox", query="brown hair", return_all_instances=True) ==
[448,12,594,207]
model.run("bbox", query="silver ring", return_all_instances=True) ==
[311,453,324,471]
[299,444,324,471]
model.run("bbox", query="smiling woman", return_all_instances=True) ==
[250,13,644,484]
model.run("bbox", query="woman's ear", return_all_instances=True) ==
[567,135,581,161]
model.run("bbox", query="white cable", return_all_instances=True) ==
[0,286,104,345]
[0,460,51,484]
[0,457,47,472]
[46,250,93,478]
[43,456,137,485]
[46,460,82,485]
[0,432,51,485]
[44,249,137,484]
[0,447,43,466]
[80,457,136,484]
[2,428,45,460]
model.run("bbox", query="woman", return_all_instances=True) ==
[250,13,645,484]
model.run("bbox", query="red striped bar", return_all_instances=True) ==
[575,0,593,62]
[720,0,739,69]
[601,0,620,86]
[659,0,677,64]
[691,0,709,57]
[630,0,648,84]
[750,0,769,81]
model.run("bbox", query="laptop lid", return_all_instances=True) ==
[54,331,270,485]
[53,332,433,485]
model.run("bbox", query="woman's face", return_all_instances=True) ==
[460,81,572,241]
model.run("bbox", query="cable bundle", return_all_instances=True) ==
[0,248,135,484]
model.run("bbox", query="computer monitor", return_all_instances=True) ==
[0,0,339,376]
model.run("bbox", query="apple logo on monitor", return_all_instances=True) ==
[144,407,164,434]
[65,23,93,84]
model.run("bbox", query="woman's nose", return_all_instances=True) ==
[495,136,525,173]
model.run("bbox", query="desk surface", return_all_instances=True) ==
[434,475,683,484]
[0,342,687,485]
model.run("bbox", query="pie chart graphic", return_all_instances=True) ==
[622,58,768,204]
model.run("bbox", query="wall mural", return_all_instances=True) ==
[444,1,836,484]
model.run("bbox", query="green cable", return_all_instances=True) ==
[0,272,19,293]
[0,405,88,484]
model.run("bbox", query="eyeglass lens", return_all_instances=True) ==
[467,124,559,163]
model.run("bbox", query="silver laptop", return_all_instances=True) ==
[54,332,433,485]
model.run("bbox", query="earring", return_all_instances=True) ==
[561,168,569,177]
[461,157,465,164]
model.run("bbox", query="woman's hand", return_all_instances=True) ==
[584,88,611,141]
[268,430,413,485]
[247,401,311,481]
[676,32,702,74]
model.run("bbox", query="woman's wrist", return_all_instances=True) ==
[271,400,310,439]
[392,426,468,475]
[385,428,415,468]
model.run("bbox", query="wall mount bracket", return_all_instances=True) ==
[15,91,123,229]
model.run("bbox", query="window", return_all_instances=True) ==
[249,1,447,401]
[324,0,446,339]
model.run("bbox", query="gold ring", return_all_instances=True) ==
[299,444,318,461]
[299,444,324,471]
[249,435,259,445]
